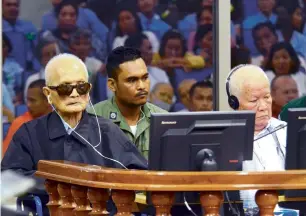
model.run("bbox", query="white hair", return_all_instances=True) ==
[227,64,269,98]
[45,53,88,85]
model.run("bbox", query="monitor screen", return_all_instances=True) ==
[285,108,306,198]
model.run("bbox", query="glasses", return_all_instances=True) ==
[48,82,91,96]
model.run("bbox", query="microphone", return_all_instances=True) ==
[254,124,287,141]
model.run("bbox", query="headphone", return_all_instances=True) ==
[226,64,248,110]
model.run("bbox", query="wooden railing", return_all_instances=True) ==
[35,160,306,216]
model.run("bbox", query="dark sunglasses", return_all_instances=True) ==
[48,82,91,96]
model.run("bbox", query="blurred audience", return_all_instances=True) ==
[149,82,174,111]
[264,42,306,96]
[3,79,52,157]
[174,79,197,111]
[271,75,299,118]
[231,46,251,68]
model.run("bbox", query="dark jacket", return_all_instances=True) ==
[1,111,148,177]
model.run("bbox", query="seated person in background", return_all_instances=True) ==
[2,33,24,105]
[3,79,53,157]
[271,75,299,118]
[149,82,174,111]
[243,0,277,29]
[1,53,147,180]
[251,22,306,70]
[171,79,197,112]
[24,39,60,102]
[41,0,109,48]
[112,7,159,53]
[124,33,169,92]
[40,0,106,62]
[227,64,287,209]
[87,47,166,159]
[181,80,213,112]
[264,42,306,96]
[193,24,213,67]
[279,95,306,121]
[290,5,306,36]
[69,28,105,85]
[231,46,251,68]
[137,0,171,41]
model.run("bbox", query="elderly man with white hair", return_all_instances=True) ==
[226,64,287,212]
[2,53,147,178]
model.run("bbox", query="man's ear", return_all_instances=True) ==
[107,78,116,93]
[42,87,50,99]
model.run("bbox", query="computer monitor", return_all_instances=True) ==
[285,108,306,198]
[148,111,255,203]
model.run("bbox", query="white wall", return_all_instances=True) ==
[19,0,52,29]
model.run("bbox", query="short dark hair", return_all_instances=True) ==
[193,24,213,52]
[55,0,79,18]
[196,6,213,23]
[35,39,57,61]
[28,79,46,90]
[106,46,142,79]
[159,29,187,58]
[231,46,251,68]
[69,29,92,45]
[124,33,149,49]
[270,75,293,91]
[189,80,213,97]
[264,42,300,74]
[2,33,12,53]
[115,7,142,37]
[252,22,277,41]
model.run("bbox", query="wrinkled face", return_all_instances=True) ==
[198,9,213,25]
[272,49,292,75]
[41,43,58,67]
[164,38,183,58]
[44,59,90,115]
[258,0,275,14]
[272,77,299,107]
[138,0,156,14]
[254,26,277,55]
[292,8,304,30]
[140,38,153,65]
[202,0,213,7]
[109,58,150,107]
[150,83,174,105]
[118,10,136,35]
[70,37,91,61]
[27,87,51,118]
[190,87,213,111]
[238,79,272,133]
[58,5,77,31]
[3,0,19,21]
[178,80,196,107]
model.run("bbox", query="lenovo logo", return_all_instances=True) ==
[161,121,177,125]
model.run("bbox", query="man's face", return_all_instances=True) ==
[45,60,90,115]
[58,5,77,31]
[70,37,91,61]
[140,38,153,65]
[3,0,19,21]
[138,0,156,14]
[27,87,51,118]
[190,87,213,111]
[110,58,150,107]
[272,77,299,107]
[178,80,197,107]
[238,80,272,133]
[50,0,62,7]
[118,10,136,35]
[202,0,213,7]
[254,26,277,55]
[41,43,58,67]
[292,7,304,29]
[198,9,213,26]
[150,83,174,105]
[165,38,183,58]
[258,0,275,14]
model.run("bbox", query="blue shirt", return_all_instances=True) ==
[41,8,109,46]
[2,19,37,69]
[243,12,277,29]
[277,30,306,58]
[138,13,171,41]
[2,83,14,114]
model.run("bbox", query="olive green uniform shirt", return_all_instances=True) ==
[279,96,306,122]
[87,97,167,159]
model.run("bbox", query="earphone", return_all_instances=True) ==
[47,94,128,169]
[226,64,248,110]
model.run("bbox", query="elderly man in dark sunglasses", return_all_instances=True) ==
[2,53,148,214]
